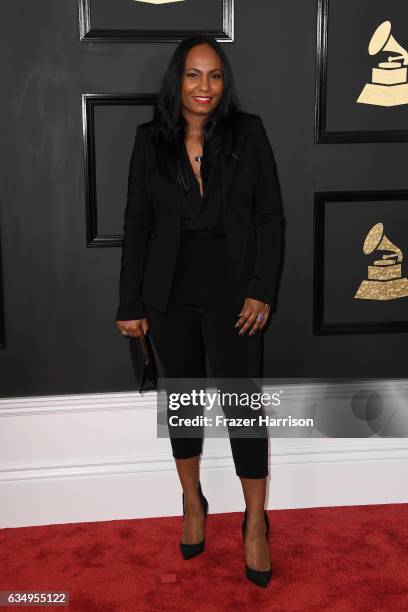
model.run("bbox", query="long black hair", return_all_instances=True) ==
[152,35,241,187]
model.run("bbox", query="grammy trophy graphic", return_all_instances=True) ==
[132,0,185,4]
[354,223,408,300]
[357,20,408,106]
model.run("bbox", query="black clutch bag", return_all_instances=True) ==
[129,333,158,393]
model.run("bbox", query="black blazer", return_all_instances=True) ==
[115,111,285,321]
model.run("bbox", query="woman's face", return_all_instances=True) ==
[181,44,224,120]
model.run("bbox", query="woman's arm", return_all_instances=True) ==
[115,124,154,321]
[245,115,285,311]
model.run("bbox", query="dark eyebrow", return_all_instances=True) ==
[185,67,222,73]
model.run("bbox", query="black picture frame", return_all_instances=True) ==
[82,93,158,247]
[315,0,408,143]
[0,229,4,348]
[313,189,408,335]
[78,0,234,43]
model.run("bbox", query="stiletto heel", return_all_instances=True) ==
[241,509,272,587]
[180,481,208,560]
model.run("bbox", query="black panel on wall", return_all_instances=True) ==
[313,190,408,335]
[315,0,408,143]
[82,93,158,247]
[2,0,408,397]
[0,231,4,348]
[79,0,234,43]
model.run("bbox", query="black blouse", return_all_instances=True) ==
[180,143,223,231]
[167,144,228,305]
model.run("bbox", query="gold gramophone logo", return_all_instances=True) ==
[132,0,184,4]
[357,20,408,106]
[354,223,408,300]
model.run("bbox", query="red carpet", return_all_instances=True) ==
[1,503,407,611]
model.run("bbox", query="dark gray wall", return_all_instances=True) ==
[1,0,407,398]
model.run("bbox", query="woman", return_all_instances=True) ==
[115,35,285,588]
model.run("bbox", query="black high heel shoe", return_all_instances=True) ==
[241,509,272,587]
[180,481,208,560]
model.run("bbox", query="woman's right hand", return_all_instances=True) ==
[116,318,149,339]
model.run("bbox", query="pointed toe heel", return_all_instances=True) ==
[244,564,272,588]
[179,539,205,560]
[180,481,208,560]
[241,509,272,587]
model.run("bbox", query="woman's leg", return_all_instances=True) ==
[201,300,271,570]
[145,301,207,545]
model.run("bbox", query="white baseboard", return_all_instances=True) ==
[0,390,407,528]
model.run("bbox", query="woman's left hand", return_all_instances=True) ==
[235,298,271,336]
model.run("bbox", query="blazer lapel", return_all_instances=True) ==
[219,125,247,222]
[171,117,249,223]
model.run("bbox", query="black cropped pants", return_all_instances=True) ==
[144,230,269,478]
[144,297,269,479]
